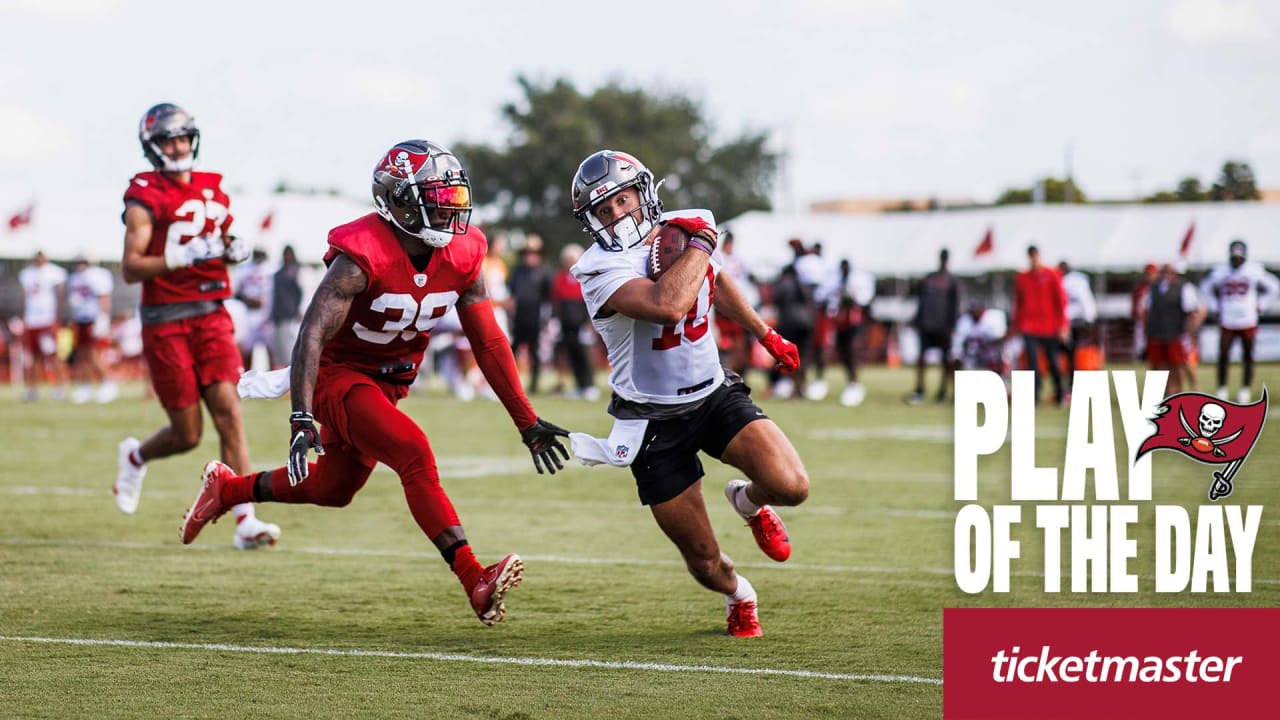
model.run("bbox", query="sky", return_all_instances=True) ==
[1,0,1278,213]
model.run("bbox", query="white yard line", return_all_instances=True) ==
[2,536,1277,585]
[0,635,941,685]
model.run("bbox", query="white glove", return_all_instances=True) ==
[223,235,251,264]
[164,234,223,270]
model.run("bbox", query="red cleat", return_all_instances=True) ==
[747,506,791,562]
[727,600,763,637]
[470,553,524,626]
[181,461,234,545]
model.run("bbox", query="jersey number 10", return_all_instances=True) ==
[652,267,716,351]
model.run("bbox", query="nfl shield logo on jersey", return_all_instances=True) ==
[413,273,427,287]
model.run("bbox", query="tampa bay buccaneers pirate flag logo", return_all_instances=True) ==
[1137,389,1268,501]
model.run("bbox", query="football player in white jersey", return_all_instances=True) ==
[66,256,118,403]
[568,150,808,638]
[1199,240,1280,402]
[18,251,69,401]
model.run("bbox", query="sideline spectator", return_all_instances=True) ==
[1058,260,1097,388]
[270,245,303,369]
[1146,262,1206,395]
[1012,245,1068,406]
[908,249,959,404]
[551,243,597,400]
[18,250,68,401]
[66,256,117,403]
[507,237,551,393]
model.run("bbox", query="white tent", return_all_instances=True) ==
[0,186,373,265]
[722,202,1280,277]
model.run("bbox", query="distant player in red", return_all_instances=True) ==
[181,140,570,626]
[115,103,281,550]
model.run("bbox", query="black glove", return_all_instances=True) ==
[520,417,571,475]
[288,411,324,486]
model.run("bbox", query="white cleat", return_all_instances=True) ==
[772,377,795,400]
[803,379,829,402]
[1237,388,1252,404]
[233,516,281,550]
[114,437,146,515]
[96,382,119,404]
[840,382,866,407]
[72,386,93,404]
[1216,386,1229,400]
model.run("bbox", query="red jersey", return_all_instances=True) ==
[320,213,486,378]
[1013,267,1068,337]
[123,171,234,306]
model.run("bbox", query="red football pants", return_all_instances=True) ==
[269,381,460,540]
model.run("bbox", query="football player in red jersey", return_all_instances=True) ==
[182,140,570,626]
[114,103,281,550]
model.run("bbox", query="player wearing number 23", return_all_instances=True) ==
[568,150,810,638]
[181,140,569,627]
[114,103,279,551]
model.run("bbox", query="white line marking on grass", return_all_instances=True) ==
[0,635,941,685]
[5,537,1277,586]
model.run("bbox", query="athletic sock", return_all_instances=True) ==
[449,543,484,593]
[728,574,757,605]
[231,502,255,524]
[732,483,763,518]
[128,449,144,468]
[219,475,257,511]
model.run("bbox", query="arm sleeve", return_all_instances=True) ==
[458,299,538,431]
[1181,283,1201,313]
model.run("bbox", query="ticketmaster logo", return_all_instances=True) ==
[991,645,1243,683]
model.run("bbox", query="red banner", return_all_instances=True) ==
[944,608,1279,719]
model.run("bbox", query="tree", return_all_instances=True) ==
[1210,160,1260,201]
[995,177,1086,205]
[454,76,778,254]
[1144,176,1205,203]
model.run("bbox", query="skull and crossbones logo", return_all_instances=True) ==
[1178,403,1242,457]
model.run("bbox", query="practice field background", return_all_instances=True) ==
[2,365,1277,719]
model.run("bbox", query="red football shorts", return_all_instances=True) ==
[714,313,745,350]
[1146,338,1186,367]
[72,322,109,351]
[142,307,243,409]
[23,324,59,357]
[1220,326,1258,344]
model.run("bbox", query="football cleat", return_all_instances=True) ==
[114,437,147,514]
[803,378,829,402]
[727,600,763,638]
[1237,388,1251,404]
[233,516,281,550]
[725,479,792,562]
[840,381,866,407]
[470,553,524,626]
[181,461,234,545]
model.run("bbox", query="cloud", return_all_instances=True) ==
[0,105,76,162]
[0,0,130,22]
[1163,0,1278,46]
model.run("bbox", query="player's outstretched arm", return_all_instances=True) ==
[456,272,570,474]
[286,254,366,484]
[715,272,800,373]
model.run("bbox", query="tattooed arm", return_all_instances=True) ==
[290,254,367,415]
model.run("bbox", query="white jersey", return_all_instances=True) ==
[67,266,113,323]
[232,260,273,327]
[1062,270,1097,323]
[952,308,1007,358]
[1199,261,1280,330]
[18,263,67,327]
[572,209,725,406]
[816,265,875,313]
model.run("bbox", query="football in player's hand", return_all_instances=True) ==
[648,222,690,280]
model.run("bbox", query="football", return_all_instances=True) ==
[648,222,691,280]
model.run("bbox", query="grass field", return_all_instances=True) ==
[1,364,1277,719]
